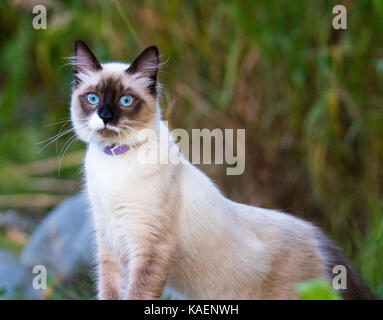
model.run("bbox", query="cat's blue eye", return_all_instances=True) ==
[87,93,99,104]
[120,95,133,107]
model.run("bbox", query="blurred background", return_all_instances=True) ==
[0,0,382,299]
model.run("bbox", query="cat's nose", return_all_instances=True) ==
[97,106,113,124]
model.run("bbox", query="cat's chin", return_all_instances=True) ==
[88,131,135,148]
[97,128,119,138]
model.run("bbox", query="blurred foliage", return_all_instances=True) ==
[296,279,341,300]
[0,0,382,297]
[0,231,25,254]
[44,273,96,300]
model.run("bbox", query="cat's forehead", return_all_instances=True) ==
[101,62,130,73]
[97,62,131,89]
[77,61,150,94]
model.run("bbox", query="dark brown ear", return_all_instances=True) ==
[73,40,102,83]
[126,46,159,94]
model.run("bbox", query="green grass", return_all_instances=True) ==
[297,279,341,300]
[0,231,25,255]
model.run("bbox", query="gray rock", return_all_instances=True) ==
[0,210,37,233]
[0,249,24,299]
[0,249,40,300]
[20,193,95,280]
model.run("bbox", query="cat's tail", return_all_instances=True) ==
[313,227,380,300]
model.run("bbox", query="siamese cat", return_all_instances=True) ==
[70,40,376,300]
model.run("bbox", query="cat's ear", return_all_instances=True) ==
[126,46,159,94]
[73,40,102,77]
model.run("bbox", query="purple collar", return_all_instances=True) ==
[103,144,131,156]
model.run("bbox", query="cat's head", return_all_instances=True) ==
[70,40,160,146]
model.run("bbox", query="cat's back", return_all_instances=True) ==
[234,203,326,268]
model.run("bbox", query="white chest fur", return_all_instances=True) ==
[84,143,163,249]
[86,144,136,211]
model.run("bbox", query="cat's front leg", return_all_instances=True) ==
[97,241,124,300]
[125,241,175,300]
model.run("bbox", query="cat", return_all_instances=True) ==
[70,40,377,300]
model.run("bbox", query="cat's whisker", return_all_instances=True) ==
[118,129,123,148]
[39,121,87,145]
[122,119,145,124]
[58,133,76,161]
[57,134,78,175]
[120,127,136,146]
[38,129,75,153]
[120,124,139,134]
[55,121,76,152]
[121,120,147,128]
[120,126,157,149]
[38,122,87,153]
[44,113,88,128]
[43,119,71,128]
[38,127,73,145]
